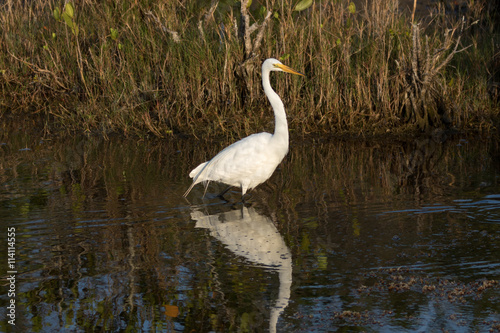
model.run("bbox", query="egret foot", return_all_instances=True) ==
[217,186,233,201]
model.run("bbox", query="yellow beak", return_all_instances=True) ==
[274,63,305,76]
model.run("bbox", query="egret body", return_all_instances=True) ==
[184,58,304,199]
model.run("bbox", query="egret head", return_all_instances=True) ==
[263,58,305,76]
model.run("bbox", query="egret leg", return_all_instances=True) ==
[202,180,211,198]
[241,192,253,204]
[241,185,252,204]
[217,186,232,200]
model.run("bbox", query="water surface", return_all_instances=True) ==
[1,131,499,332]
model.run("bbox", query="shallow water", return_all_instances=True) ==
[0,131,499,332]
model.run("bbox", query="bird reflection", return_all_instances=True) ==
[191,206,292,333]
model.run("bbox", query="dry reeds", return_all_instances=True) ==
[0,0,498,137]
[397,20,471,130]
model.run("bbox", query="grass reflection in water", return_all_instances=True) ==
[0,132,499,332]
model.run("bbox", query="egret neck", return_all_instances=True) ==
[262,68,288,149]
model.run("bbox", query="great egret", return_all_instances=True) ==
[191,206,292,332]
[183,58,304,199]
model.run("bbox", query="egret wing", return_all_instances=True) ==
[202,133,279,187]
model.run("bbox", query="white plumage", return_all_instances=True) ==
[191,206,292,332]
[184,58,304,198]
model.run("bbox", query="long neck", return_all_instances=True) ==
[262,69,289,147]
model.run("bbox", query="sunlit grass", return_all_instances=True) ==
[0,0,498,137]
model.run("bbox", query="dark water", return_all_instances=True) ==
[0,131,499,332]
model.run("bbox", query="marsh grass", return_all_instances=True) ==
[0,0,498,137]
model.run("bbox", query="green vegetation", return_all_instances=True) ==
[0,0,499,137]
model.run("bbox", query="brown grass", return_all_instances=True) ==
[0,0,498,137]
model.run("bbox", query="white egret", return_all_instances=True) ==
[191,206,292,333]
[183,58,304,199]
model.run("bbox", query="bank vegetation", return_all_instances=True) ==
[0,0,499,138]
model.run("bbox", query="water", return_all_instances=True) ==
[0,131,499,332]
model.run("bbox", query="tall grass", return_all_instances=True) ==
[0,0,498,137]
